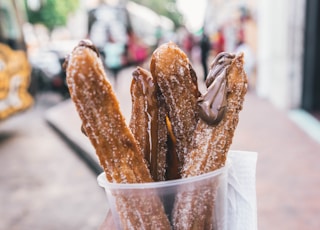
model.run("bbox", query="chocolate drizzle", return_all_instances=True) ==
[77,39,100,57]
[131,67,161,180]
[198,52,236,125]
[63,39,99,70]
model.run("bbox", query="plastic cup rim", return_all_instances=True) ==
[97,163,228,190]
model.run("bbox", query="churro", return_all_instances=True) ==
[150,42,199,171]
[129,66,167,181]
[172,53,248,229]
[65,40,171,229]
[186,52,247,174]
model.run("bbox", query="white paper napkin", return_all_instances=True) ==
[227,150,258,230]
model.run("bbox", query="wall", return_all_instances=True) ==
[256,0,306,110]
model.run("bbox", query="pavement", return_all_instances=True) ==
[0,93,107,230]
[45,66,320,230]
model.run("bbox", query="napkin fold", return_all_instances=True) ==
[227,150,258,230]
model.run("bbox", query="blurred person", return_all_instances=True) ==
[182,32,194,58]
[126,28,148,65]
[103,31,126,85]
[155,25,163,47]
[213,27,225,55]
[200,31,211,80]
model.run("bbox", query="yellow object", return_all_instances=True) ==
[0,43,33,120]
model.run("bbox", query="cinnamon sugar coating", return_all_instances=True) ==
[65,42,171,229]
[172,53,247,230]
[150,42,199,171]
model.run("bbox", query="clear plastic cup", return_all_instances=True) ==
[97,165,228,230]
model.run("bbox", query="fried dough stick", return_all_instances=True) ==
[150,42,199,172]
[172,53,248,230]
[65,40,171,230]
[130,67,168,181]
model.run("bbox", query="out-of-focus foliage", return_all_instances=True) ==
[24,0,79,31]
[131,0,183,28]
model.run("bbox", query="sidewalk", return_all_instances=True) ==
[46,66,320,230]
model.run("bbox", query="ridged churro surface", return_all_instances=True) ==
[172,53,247,230]
[150,42,199,170]
[65,40,171,230]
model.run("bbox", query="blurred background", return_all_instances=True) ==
[1,0,320,229]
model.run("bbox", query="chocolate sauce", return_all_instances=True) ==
[205,52,235,87]
[198,53,235,125]
[78,39,100,57]
[132,67,159,179]
[63,39,99,70]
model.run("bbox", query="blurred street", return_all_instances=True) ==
[0,93,107,230]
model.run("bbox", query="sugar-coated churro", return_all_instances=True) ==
[65,40,171,230]
[172,52,247,230]
[150,42,199,172]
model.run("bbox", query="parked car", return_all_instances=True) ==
[28,44,70,98]
[22,25,79,98]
